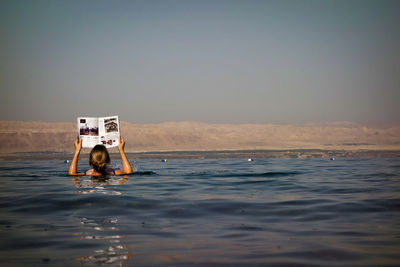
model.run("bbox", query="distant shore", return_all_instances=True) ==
[1,120,400,154]
[1,149,399,161]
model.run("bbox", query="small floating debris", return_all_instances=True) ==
[64,160,70,163]
[161,159,168,163]
[247,158,254,162]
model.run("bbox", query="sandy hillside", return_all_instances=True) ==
[0,120,399,153]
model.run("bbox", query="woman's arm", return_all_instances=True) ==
[68,138,85,176]
[115,137,133,175]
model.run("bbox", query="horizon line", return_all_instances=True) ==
[1,119,399,127]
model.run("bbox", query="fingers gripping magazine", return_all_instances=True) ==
[77,116,120,148]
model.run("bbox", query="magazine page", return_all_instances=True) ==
[98,116,120,148]
[77,117,99,148]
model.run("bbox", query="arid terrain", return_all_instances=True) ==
[1,120,399,156]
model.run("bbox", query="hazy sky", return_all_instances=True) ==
[1,0,399,124]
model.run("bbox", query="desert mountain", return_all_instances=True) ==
[0,121,399,153]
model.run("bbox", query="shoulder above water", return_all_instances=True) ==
[86,168,116,176]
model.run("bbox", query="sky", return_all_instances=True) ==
[1,0,399,125]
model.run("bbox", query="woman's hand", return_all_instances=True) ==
[118,137,125,151]
[69,138,83,176]
[115,137,133,175]
[74,138,82,154]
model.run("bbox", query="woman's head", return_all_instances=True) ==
[89,145,110,174]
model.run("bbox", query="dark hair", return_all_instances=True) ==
[89,145,110,174]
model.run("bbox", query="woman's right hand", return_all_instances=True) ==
[118,137,125,151]
[115,137,133,175]
[74,138,82,153]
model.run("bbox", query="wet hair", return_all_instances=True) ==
[89,145,110,174]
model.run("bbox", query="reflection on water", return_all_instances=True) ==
[73,176,128,195]
[73,176,131,266]
[75,217,131,266]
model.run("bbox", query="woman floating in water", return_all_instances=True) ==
[68,137,133,176]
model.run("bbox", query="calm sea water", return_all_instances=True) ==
[0,157,399,266]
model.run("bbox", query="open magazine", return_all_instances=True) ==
[77,115,120,148]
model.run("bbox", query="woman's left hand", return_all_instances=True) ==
[74,138,82,153]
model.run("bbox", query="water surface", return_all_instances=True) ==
[0,157,399,266]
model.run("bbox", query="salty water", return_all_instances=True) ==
[0,157,399,266]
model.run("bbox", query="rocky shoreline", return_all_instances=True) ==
[1,149,399,161]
